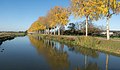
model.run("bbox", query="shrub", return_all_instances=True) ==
[76,36,101,48]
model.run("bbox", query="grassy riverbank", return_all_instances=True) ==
[33,34,120,55]
[0,32,26,44]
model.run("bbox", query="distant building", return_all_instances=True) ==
[100,31,113,35]
[100,30,120,36]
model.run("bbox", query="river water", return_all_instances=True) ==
[0,35,120,70]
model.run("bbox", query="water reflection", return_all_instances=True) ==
[0,35,120,70]
[0,37,16,53]
[28,35,101,70]
[0,41,2,46]
[0,37,15,46]
[70,47,99,58]
[106,54,109,70]
[0,48,4,53]
[29,35,69,70]
[0,43,4,53]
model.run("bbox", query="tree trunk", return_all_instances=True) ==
[106,17,110,40]
[47,28,49,34]
[58,27,60,35]
[54,26,56,35]
[37,31,39,34]
[42,30,43,34]
[44,30,46,34]
[39,30,40,34]
[50,29,52,35]
[46,29,48,34]
[48,29,49,34]
[86,16,88,36]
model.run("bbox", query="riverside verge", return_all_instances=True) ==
[0,32,26,45]
[31,34,120,56]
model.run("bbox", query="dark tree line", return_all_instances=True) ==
[62,20,103,36]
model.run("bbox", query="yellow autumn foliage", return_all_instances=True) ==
[70,0,107,20]
[49,6,70,26]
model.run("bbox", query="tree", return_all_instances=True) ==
[28,17,46,34]
[49,6,70,35]
[66,23,76,34]
[37,17,47,34]
[28,21,40,33]
[80,20,101,35]
[68,23,75,31]
[39,17,50,34]
[47,9,57,35]
[101,0,120,40]
[116,1,120,13]
[70,0,107,36]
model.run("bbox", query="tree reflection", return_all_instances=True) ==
[73,46,99,58]
[106,54,109,70]
[28,35,100,70]
[74,62,99,70]
[28,35,69,70]
[84,63,99,70]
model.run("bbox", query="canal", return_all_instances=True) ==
[0,35,120,70]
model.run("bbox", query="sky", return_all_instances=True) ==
[0,0,120,31]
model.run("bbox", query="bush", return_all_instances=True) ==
[76,36,101,48]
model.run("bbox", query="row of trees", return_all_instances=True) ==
[28,0,120,40]
[28,6,70,35]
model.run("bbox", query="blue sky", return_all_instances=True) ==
[0,0,120,31]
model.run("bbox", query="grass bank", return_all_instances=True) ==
[35,34,120,56]
[0,32,26,44]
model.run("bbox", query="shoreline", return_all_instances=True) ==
[31,34,120,56]
[0,32,26,45]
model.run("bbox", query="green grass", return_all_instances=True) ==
[96,40,120,54]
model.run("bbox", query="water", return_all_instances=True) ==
[0,35,120,70]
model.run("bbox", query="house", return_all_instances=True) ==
[100,30,120,36]
[100,31,113,35]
